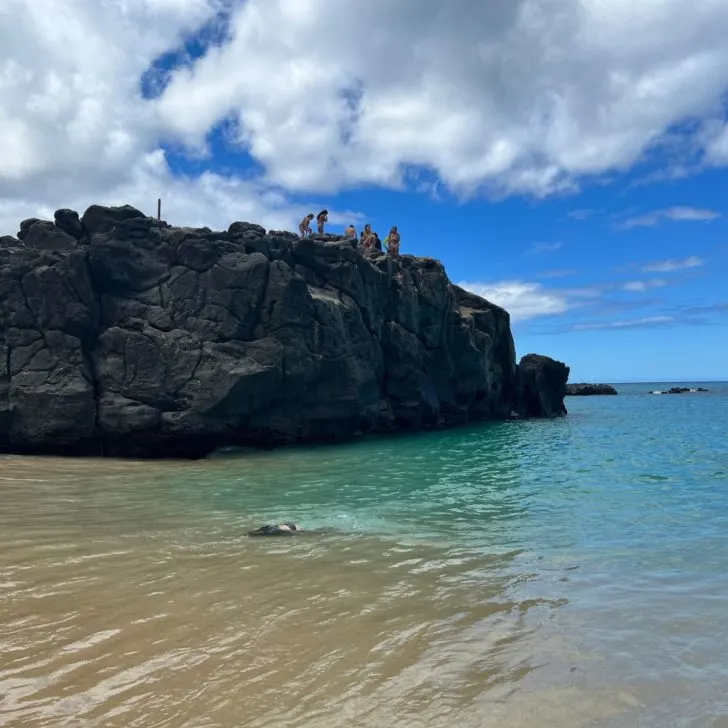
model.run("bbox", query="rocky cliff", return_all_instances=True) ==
[0,205,569,458]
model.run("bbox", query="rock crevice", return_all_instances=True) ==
[0,205,569,458]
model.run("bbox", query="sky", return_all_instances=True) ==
[1,0,727,382]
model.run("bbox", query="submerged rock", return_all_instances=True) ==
[248,523,300,537]
[566,383,618,396]
[0,205,569,458]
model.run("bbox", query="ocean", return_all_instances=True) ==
[1,382,727,727]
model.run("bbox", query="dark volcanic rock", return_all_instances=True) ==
[54,208,86,241]
[0,205,568,458]
[17,218,43,241]
[21,220,78,252]
[516,354,570,417]
[566,383,618,396]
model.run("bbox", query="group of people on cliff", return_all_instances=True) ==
[298,210,400,259]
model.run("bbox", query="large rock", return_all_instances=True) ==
[566,383,618,396]
[516,354,570,418]
[0,205,569,458]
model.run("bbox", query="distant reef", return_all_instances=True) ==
[566,383,618,396]
[0,205,569,458]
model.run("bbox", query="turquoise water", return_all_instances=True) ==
[1,382,727,726]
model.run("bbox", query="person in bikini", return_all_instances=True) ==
[299,213,314,238]
[384,225,399,258]
[386,225,400,258]
[316,209,329,234]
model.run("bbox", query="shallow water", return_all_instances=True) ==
[1,383,728,727]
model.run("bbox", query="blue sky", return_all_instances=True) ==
[2,0,728,382]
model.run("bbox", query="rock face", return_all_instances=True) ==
[0,205,568,458]
[566,383,618,396]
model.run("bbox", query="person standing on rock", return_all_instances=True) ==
[299,213,314,238]
[384,226,400,258]
[316,210,328,234]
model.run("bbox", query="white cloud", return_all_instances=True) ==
[568,208,599,221]
[0,0,325,233]
[623,278,667,292]
[572,315,674,331]
[0,151,309,235]
[3,0,728,228]
[0,149,365,235]
[153,0,728,196]
[642,256,705,272]
[702,121,728,165]
[458,280,570,321]
[527,241,563,254]
[537,268,580,279]
[666,207,720,222]
[618,207,721,230]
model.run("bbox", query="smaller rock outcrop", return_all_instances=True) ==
[566,383,618,396]
[516,354,570,417]
[650,387,709,395]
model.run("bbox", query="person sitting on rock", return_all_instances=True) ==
[361,231,380,257]
[359,224,372,247]
[316,209,328,235]
[345,224,357,239]
[299,214,314,238]
[385,225,400,258]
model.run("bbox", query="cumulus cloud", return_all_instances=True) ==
[153,0,728,196]
[641,256,705,272]
[0,0,216,194]
[4,0,728,226]
[0,0,321,233]
[0,150,335,236]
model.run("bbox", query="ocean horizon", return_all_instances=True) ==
[1,381,727,727]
